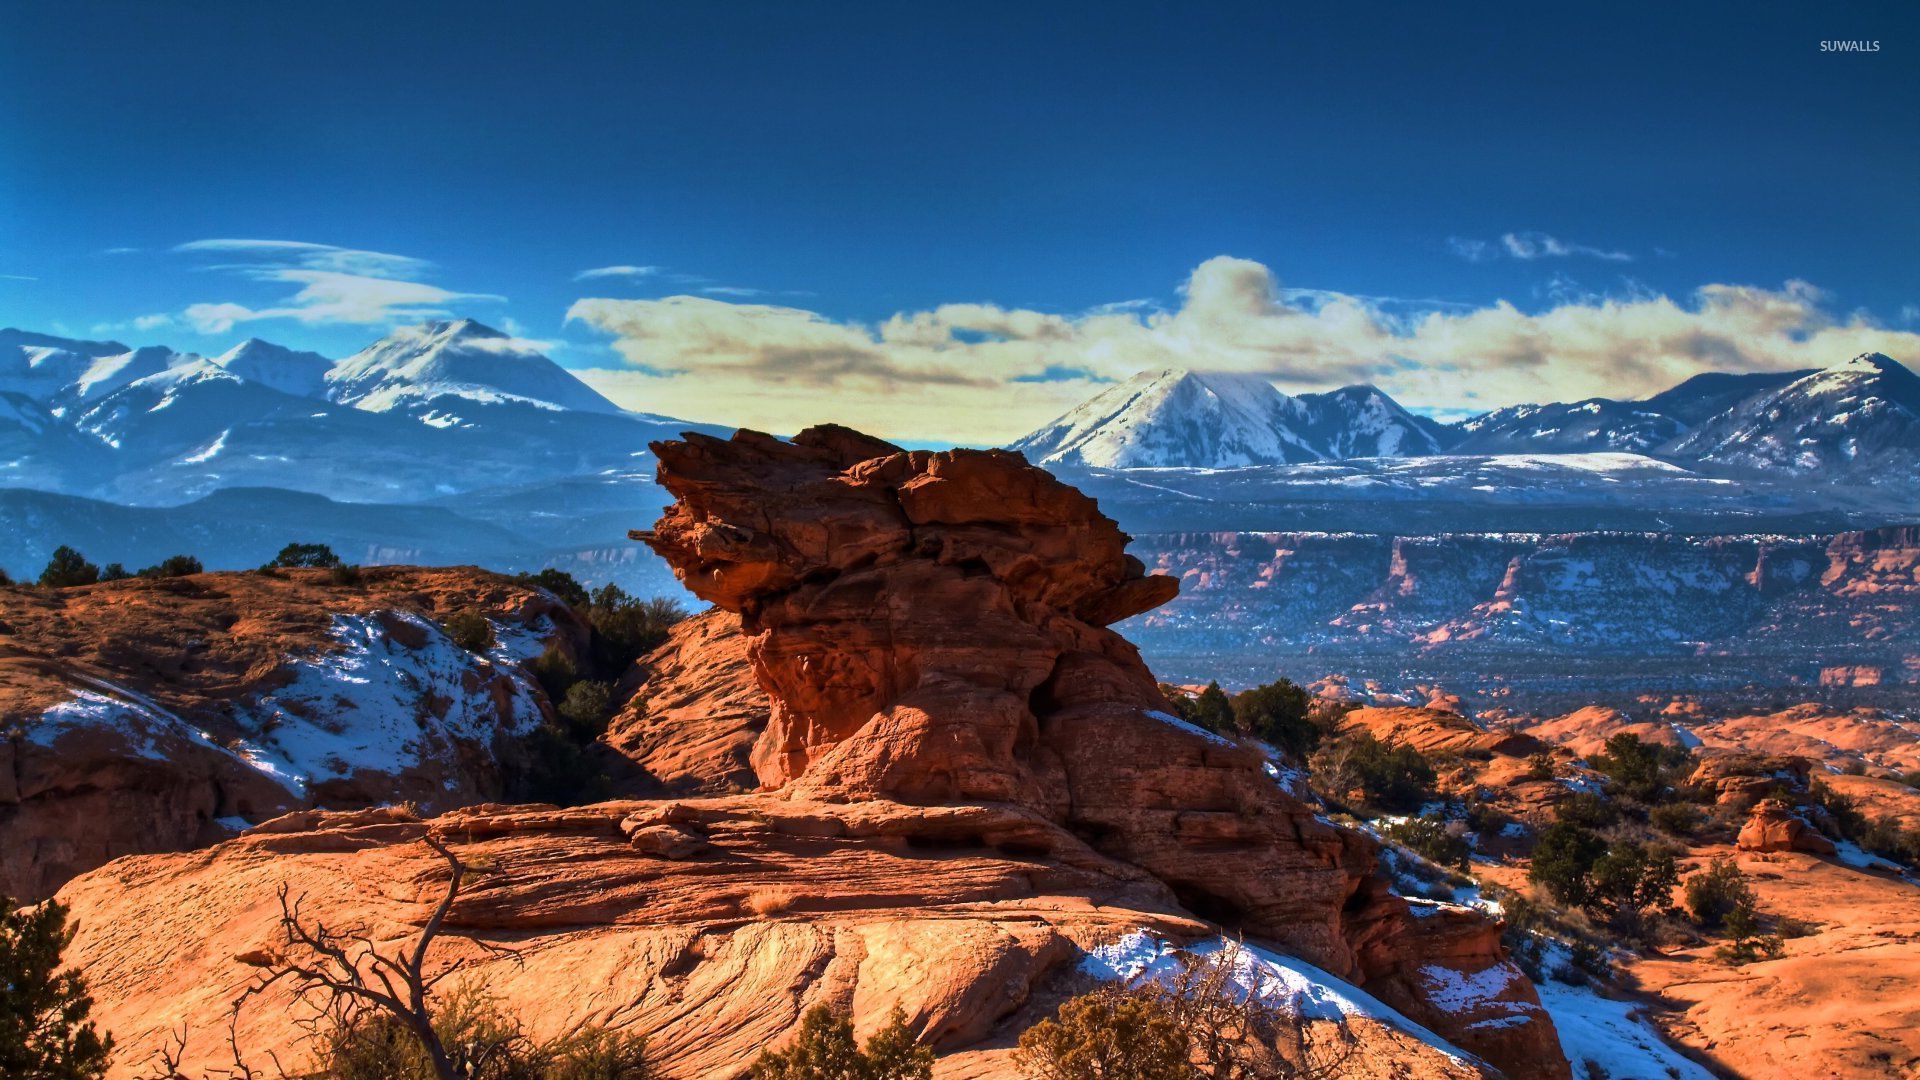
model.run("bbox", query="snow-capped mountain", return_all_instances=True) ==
[210,338,334,397]
[325,319,621,418]
[1288,385,1454,458]
[1453,399,1684,455]
[1011,368,1325,468]
[1669,352,1920,477]
[1012,369,1451,468]
[1639,369,1812,426]
[0,321,726,505]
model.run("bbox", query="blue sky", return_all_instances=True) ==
[2,1,1916,438]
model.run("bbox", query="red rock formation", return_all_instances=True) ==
[1342,705,1548,759]
[1737,798,1838,856]
[635,425,1566,1077]
[603,608,768,795]
[0,567,582,899]
[1687,755,1812,806]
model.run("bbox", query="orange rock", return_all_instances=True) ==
[1736,799,1838,856]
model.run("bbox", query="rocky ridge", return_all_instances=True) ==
[55,426,1570,1079]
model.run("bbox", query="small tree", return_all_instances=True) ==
[513,568,589,608]
[1528,822,1608,908]
[98,564,129,582]
[1015,989,1189,1080]
[1684,858,1756,929]
[751,1005,932,1080]
[1589,733,1691,803]
[1232,678,1320,758]
[37,546,100,589]
[0,895,113,1079]
[137,555,202,579]
[1188,682,1234,736]
[1585,841,1679,925]
[442,611,496,654]
[265,543,343,570]
[558,681,615,738]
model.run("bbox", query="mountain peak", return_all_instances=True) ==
[325,318,618,416]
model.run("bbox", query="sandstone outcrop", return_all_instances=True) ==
[632,426,1564,1075]
[1686,754,1812,806]
[1737,799,1838,856]
[0,566,581,899]
[56,427,1568,1079]
[1341,705,1548,760]
[603,608,767,795]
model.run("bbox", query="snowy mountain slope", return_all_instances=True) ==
[1668,353,1920,477]
[0,322,728,504]
[1289,384,1452,458]
[209,338,334,397]
[1453,398,1685,455]
[1011,368,1325,468]
[326,318,621,417]
[1640,368,1812,426]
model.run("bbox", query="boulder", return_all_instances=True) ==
[1737,798,1838,856]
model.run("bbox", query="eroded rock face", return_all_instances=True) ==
[59,804,1496,1080]
[0,567,583,899]
[602,608,768,796]
[1737,798,1838,856]
[636,425,1565,1077]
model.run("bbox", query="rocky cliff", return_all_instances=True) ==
[56,426,1568,1079]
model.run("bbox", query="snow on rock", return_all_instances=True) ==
[234,610,544,800]
[1145,707,1237,747]
[1079,929,1477,1066]
[1534,977,1713,1080]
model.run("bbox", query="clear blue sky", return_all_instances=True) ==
[1,1,1915,432]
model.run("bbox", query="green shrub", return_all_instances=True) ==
[1683,858,1755,929]
[444,611,497,654]
[1589,733,1692,803]
[1014,987,1191,1080]
[265,542,343,569]
[584,585,685,673]
[1555,792,1619,830]
[0,895,113,1078]
[1715,899,1784,966]
[38,546,99,588]
[1231,678,1321,758]
[136,554,202,579]
[514,567,590,608]
[97,563,129,582]
[329,563,364,586]
[1311,733,1436,813]
[1649,802,1704,838]
[753,1005,932,1080]
[1383,815,1472,873]
[1521,753,1555,782]
[558,680,616,739]
[1585,841,1679,924]
[1805,780,1866,841]
[528,642,581,703]
[1528,822,1609,908]
[1187,681,1234,735]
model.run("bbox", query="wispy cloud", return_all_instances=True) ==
[1449,231,1635,263]
[568,255,1920,443]
[166,239,500,332]
[101,247,142,255]
[175,238,431,279]
[575,264,664,281]
[1,273,38,281]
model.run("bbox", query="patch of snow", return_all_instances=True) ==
[1145,708,1236,747]
[1535,977,1713,1080]
[1080,930,1478,1066]
[179,427,229,464]
[1833,840,1903,873]
[236,611,545,798]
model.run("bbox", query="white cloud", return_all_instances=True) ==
[174,239,431,279]
[575,265,664,281]
[0,273,38,282]
[1450,231,1634,263]
[133,313,176,330]
[568,255,1920,443]
[167,239,500,332]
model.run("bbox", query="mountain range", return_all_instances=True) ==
[1011,355,1920,483]
[3,319,1918,588]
